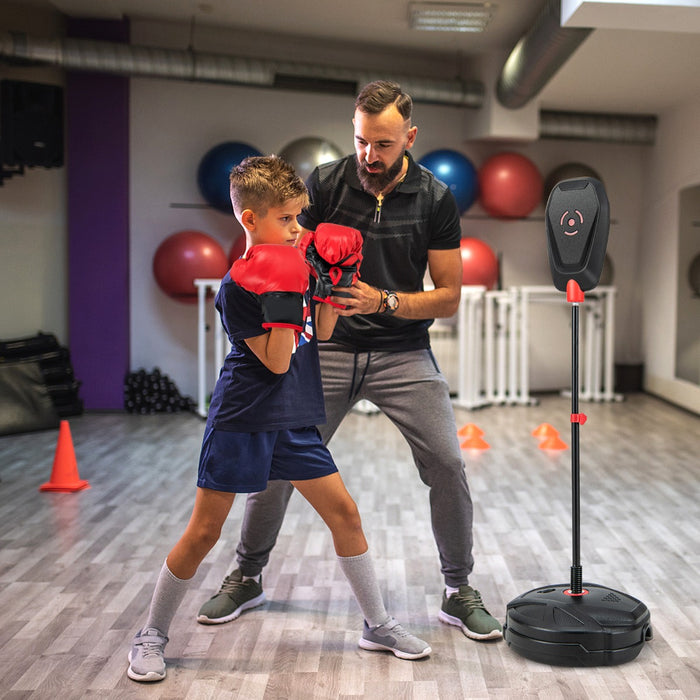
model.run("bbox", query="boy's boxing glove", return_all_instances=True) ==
[298,223,363,306]
[231,245,309,331]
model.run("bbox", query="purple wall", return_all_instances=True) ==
[66,19,130,409]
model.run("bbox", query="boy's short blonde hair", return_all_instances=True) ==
[229,155,309,216]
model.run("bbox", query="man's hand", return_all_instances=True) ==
[331,280,383,316]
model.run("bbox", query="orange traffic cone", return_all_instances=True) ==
[40,421,90,492]
[538,435,568,451]
[461,435,490,450]
[458,422,485,438]
[531,423,559,439]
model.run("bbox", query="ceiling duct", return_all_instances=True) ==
[540,110,657,145]
[496,0,592,110]
[0,31,485,108]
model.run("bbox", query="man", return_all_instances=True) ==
[197,80,502,641]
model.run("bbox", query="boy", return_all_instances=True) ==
[127,155,431,683]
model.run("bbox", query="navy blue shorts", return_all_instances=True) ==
[197,425,338,493]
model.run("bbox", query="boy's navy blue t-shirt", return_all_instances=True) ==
[206,271,326,432]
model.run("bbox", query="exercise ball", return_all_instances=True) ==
[279,136,344,182]
[478,152,543,219]
[543,162,603,205]
[419,149,478,214]
[197,141,262,213]
[153,230,229,303]
[228,233,247,265]
[460,237,499,289]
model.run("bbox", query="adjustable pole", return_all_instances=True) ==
[567,280,586,596]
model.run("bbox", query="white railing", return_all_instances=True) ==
[194,278,227,417]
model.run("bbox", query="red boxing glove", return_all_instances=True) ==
[231,245,309,331]
[298,223,363,306]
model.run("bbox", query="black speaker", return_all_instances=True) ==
[1,79,64,168]
[545,177,609,293]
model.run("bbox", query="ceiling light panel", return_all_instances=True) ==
[409,2,497,32]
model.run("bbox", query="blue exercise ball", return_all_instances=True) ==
[197,141,262,213]
[419,149,478,214]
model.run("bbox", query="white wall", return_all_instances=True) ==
[639,93,700,414]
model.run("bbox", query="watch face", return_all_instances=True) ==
[386,293,399,311]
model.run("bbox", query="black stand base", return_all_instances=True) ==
[504,583,652,666]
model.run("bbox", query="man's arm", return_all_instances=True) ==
[333,247,462,320]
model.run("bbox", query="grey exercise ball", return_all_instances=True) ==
[279,137,344,182]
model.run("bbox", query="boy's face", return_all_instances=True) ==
[244,197,305,247]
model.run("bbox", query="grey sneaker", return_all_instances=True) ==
[127,627,168,682]
[197,569,266,624]
[358,617,431,660]
[438,586,503,640]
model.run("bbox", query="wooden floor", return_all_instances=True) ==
[0,392,698,699]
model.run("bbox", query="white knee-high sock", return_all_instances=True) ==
[337,550,390,628]
[143,560,191,636]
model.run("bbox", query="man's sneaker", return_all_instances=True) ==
[358,617,431,660]
[197,569,266,624]
[438,585,503,640]
[127,627,168,682]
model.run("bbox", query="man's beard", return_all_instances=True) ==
[356,153,404,195]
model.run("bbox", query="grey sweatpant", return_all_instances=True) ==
[235,346,475,587]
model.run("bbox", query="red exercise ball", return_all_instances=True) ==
[460,237,499,289]
[228,233,247,266]
[153,230,229,303]
[478,152,543,219]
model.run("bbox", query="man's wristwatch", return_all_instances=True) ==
[382,290,399,315]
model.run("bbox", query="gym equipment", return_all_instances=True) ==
[124,367,196,415]
[543,162,602,206]
[197,141,262,213]
[194,278,229,417]
[0,332,82,435]
[279,136,343,181]
[459,237,499,289]
[454,285,489,409]
[450,283,620,410]
[153,230,229,304]
[39,420,90,492]
[0,362,59,436]
[504,177,652,666]
[418,149,478,214]
[478,152,542,219]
